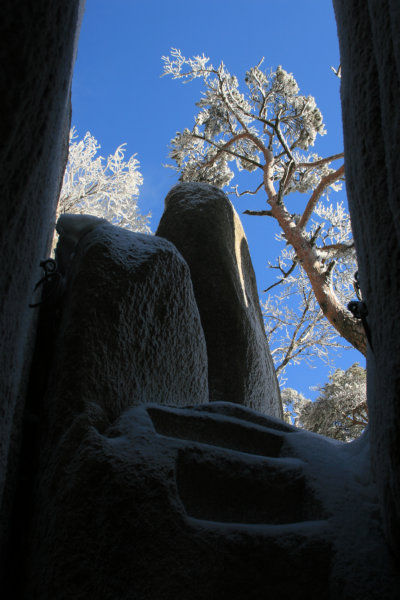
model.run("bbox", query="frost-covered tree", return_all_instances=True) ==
[282,363,367,441]
[162,49,365,356]
[262,199,357,381]
[58,128,151,232]
[263,259,353,381]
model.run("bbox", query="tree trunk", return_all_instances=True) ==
[268,194,367,355]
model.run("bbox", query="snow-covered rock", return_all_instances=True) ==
[156,182,282,418]
[55,213,109,275]
[47,221,209,428]
[25,401,399,599]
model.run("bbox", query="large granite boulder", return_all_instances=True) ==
[48,215,209,427]
[333,0,400,557]
[20,216,210,596]
[156,183,282,418]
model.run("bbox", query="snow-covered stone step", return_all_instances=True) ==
[190,400,297,433]
[176,446,325,525]
[147,404,288,458]
[147,404,326,526]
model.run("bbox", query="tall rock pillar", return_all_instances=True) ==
[156,182,282,418]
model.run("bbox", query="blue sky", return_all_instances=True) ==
[72,0,365,398]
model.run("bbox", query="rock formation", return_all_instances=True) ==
[333,0,400,559]
[25,402,400,599]
[156,183,281,418]
[50,215,209,425]
[20,199,398,599]
[1,1,400,597]
[0,0,85,585]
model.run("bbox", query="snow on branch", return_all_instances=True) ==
[58,128,151,233]
[162,49,366,357]
[161,48,211,81]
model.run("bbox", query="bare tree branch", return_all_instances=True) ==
[231,182,264,197]
[275,289,314,374]
[298,164,345,229]
[297,152,344,169]
[316,241,355,258]
[263,258,298,292]
[243,209,273,216]
[192,133,262,170]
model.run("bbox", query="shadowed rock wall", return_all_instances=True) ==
[0,0,85,582]
[333,0,400,557]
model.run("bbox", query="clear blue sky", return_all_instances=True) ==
[72,0,365,399]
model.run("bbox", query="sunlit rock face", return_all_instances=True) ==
[156,182,282,418]
[333,0,400,558]
[0,0,85,585]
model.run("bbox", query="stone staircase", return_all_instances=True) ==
[147,403,327,526]
[140,401,333,599]
[25,398,398,599]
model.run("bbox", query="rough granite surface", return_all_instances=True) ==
[47,221,209,431]
[333,0,400,557]
[25,401,400,599]
[156,183,282,418]
[0,0,85,585]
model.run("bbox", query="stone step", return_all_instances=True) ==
[146,404,326,527]
[147,404,287,458]
[176,446,326,525]
[191,400,297,433]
